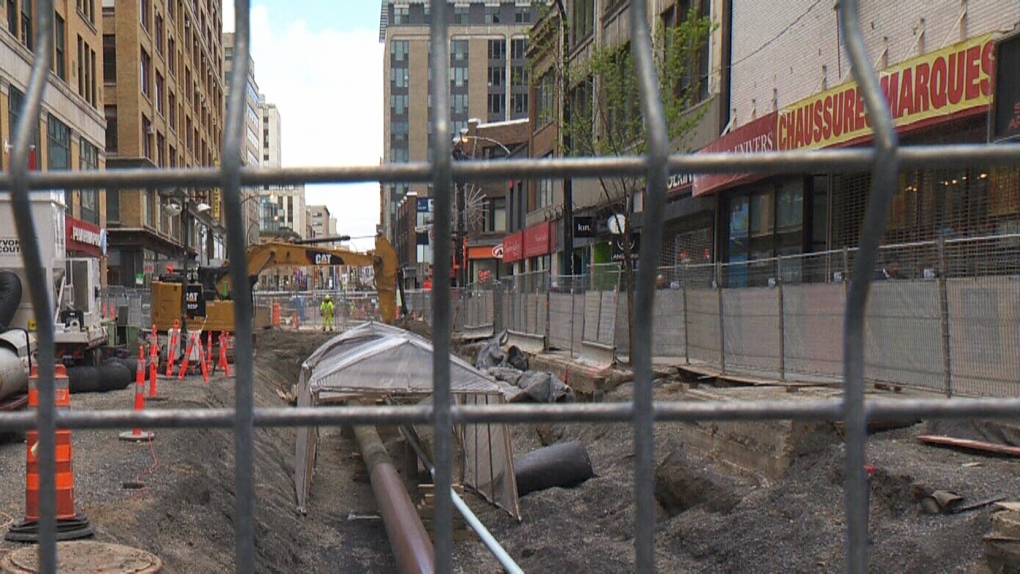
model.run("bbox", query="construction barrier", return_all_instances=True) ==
[5,365,94,541]
[165,320,180,377]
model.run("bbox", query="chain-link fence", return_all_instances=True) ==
[8,1,1019,572]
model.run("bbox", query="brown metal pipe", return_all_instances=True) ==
[354,421,435,574]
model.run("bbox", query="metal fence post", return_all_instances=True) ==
[681,263,690,366]
[716,262,726,375]
[493,282,503,335]
[545,270,551,352]
[937,237,952,398]
[777,257,786,382]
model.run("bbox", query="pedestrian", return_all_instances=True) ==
[320,294,335,332]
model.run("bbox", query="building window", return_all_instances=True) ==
[20,0,31,50]
[487,66,503,87]
[515,6,531,23]
[511,38,527,60]
[389,94,409,115]
[451,39,468,62]
[537,178,553,209]
[7,0,16,38]
[155,72,164,115]
[47,114,70,170]
[487,93,504,118]
[139,0,150,30]
[167,0,174,21]
[488,39,505,61]
[168,91,176,131]
[167,37,176,77]
[103,34,115,83]
[79,138,100,225]
[156,132,165,166]
[140,48,151,97]
[76,35,84,95]
[536,71,555,126]
[391,40,408,62]
[570,0,594,46]
[142,115,152,159]
[663,0,711,103]
[488,197,506,232]
[484,5,500,24]
[104,105,117,153]
[390,66,408,88]
[511,93,527,116]
[392,5,409,24]
[452,66,468,88]
[451,93,468,115]
[154,14,164,55]
[53,13,65,80]
[78,0,94,24]
[454,5,468,24]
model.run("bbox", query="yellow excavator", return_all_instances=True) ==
[150,234,405,334]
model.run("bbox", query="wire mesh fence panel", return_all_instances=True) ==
[722,287,782,375]
[599,291,618,348]
[782,283,846,380]
[652,288,684,359]
[947,276,1020,397]
[571,290,585,357]
[615,292,630,358]
[862,280,945,392]
[686,288,721,369]
[582,291,602,343]
[548,292,574,352]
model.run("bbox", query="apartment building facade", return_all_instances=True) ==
[0,0,108,277]
[103,0,227,286]
[379,0,544,270]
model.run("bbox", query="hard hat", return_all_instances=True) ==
[324,294,331,300]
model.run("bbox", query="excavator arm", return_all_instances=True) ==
[209,235,402,324]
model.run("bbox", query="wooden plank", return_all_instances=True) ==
[917,434,1020,457]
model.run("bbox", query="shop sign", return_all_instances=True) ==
[611,233,640,262]
[502,231,523,263]
[667,172,694,194]
[992,32,1020,142]
[492,243,503,258]
[523,221,552,259]
[468,245,498,260]
[778,34,994,152]
[692,112,777,197]
[574,216,595,238]
[65,216,102,257]
[416,198,434,213]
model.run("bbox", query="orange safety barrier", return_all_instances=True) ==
[5,365,94,542]
[272,302,282,326]
[205,332,214,376]
[147,331,160,400]
[120,347,154,442]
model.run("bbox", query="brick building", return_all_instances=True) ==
[103,0,227,286]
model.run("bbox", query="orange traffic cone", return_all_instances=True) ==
[147,336,161,400]
[205,332,213,375]
[120,347,154,442]
[165,320,180,377]
[217,332,231,377]
[178,332,197,379]
[199,335,210,384]
[5,364,94,541]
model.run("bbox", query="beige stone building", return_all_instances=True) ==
[0,0,108,277]
[103,0,226,286]
[379,0,544,256]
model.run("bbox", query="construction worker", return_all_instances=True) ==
[320,294,335,332]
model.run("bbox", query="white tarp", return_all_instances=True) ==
[294,322,520,519]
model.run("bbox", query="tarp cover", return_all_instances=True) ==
[294,322,520,519]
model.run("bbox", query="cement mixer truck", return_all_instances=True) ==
[0,193,123,410]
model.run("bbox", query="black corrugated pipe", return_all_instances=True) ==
[352,410,435,574]
[67,359,134,394]
[0,271,22,329]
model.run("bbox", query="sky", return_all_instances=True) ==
[223,1,384,252]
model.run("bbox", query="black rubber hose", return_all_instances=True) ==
[0,271,22,329]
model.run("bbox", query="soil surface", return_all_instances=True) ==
[1,325,1017,572]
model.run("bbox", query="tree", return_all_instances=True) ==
[550,3,713,362]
